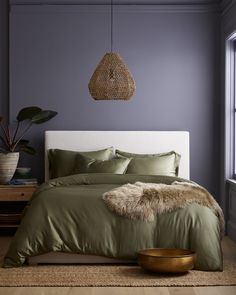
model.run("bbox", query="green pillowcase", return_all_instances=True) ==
[48,147,113,179]
[74,154,131,174]
[116,150,181,176]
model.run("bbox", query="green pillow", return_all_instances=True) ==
[48,147,113,178]
[74,154,131,174]
[116,150,181,176]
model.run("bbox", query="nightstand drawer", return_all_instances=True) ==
[0,186,37,201]
[0,213,22,224]
[0,185,38,233]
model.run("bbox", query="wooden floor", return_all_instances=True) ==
[0,236,236,295]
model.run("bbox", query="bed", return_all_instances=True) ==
[3,131,223,270]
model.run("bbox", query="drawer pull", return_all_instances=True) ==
[21,193,25,196]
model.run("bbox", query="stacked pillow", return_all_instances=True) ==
[48,148,181,179]
[74,154,130,174]
[48,147,114,178]
[116,150,181,177]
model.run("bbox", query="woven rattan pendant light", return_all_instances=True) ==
[88,0,136,100]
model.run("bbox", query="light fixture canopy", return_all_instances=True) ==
[88,0,136,100]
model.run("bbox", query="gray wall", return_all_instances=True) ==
[6,2,221,199]
[0,0,8,121]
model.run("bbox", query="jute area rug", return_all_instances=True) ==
[0,258,236,287]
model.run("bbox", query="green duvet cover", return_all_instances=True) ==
[3,174,223,270]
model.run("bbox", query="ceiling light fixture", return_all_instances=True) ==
[88,0,136,100]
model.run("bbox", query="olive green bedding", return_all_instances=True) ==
[4,174,223,270]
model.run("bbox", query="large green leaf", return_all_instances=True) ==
[20,145,36,155]
[31,110,57,124]
[17,106,42,122]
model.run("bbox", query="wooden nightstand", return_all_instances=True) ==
[0,185,38,231]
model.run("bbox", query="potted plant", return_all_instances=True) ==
[0,106,57,184]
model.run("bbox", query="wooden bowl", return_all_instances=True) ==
[138,248,196,273]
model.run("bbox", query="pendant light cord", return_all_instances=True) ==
[111,0,113,52]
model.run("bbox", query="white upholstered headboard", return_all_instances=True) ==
[45,131,190,181]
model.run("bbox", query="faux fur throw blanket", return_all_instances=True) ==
[102,181,225,237]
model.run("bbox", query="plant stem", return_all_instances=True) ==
[0,135,8,149]
[7,125,12,146]
[0,122,10,148]
[12,121,20,144]
[12,122,33,151]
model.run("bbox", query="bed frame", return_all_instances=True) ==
[28,130,190,265]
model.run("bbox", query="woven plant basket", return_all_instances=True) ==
[0,152,19,184]
[88,52,136,100]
